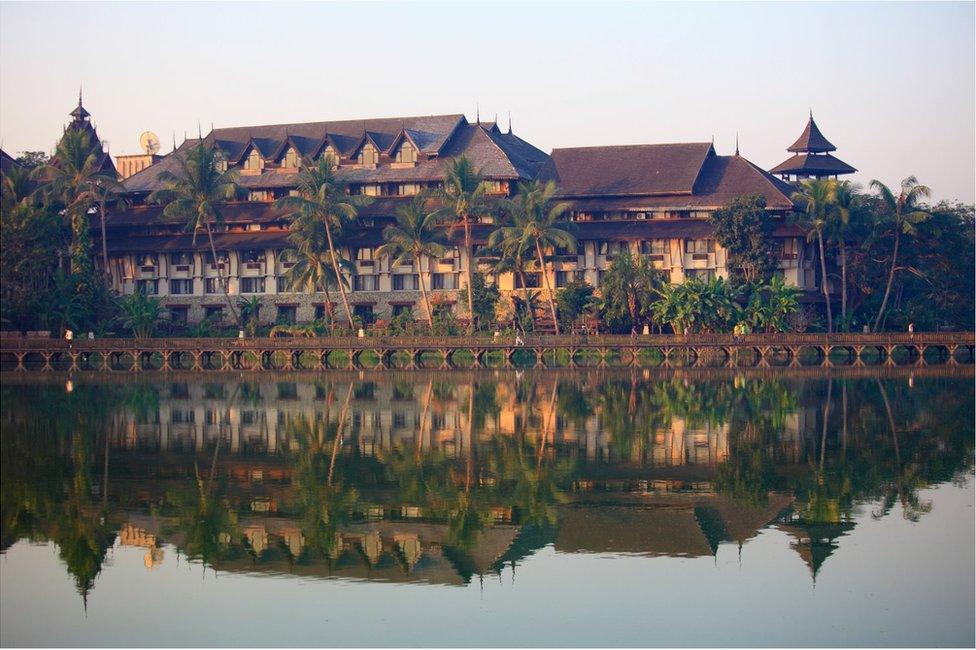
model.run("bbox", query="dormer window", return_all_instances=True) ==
[357,143,379,167]
[244,149,264,171]
[322,146,340,166]
[395,140,418,164]
[214,150,228,172]
[282,147,300,169]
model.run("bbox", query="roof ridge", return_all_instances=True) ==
[734,155,796,205]
[210,113,466,134]
[551,141,712,153]
[470,124,518,178]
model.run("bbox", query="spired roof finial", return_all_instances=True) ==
[735,133,740,156]
[476,102,480,124]
[508,111,512,134]
[69,85,91,121]
[787,110,837,153]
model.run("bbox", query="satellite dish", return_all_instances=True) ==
[140,131,160,155]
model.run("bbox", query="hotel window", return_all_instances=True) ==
[640,240,668,256]
[214,151,228,172]
[779,238,799,260]
[205,252,229,268]
[353,275,379,292]
[391,304,413,319]
[314,304,328,320]
[169,279,194,295]
[244,149,263,171]
[556,271,586,287]
[685,239,715,255]
[204,278,220,294]
[393,274,419,291]
[398,183,421,196]
[276,276,294,293]
[136,279,158,295]
[322,146,340,166]
[357,143,379,167]
[361,184,381,197]
[431,273,447,290]
[276,305,297,325]
[240,250,265,265]
[169,252,193,267]
[685,269,716,281]
[599,241,628,257]
[204,306,224,321]
[356,248,376,267]
[137,253,158,271]
[240,277,265,294]
[282,147,300,169]
[248,190,271,202]
[515,273,542,289]
[169,306,188,326]
[353,304,375,324]
[395,141,418,164]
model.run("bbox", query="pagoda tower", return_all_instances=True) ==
[771,112,855,182]
[53,90,118,177]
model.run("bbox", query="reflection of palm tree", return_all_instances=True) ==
[875,379,932,522]
[288,384,359,563]
[165,436,238,568]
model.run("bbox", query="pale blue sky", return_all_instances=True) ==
[1,1,973,201]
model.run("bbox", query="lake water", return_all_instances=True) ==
[1,369,973,647]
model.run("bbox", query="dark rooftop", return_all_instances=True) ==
[787,114,837,153]
[770,153,857,176]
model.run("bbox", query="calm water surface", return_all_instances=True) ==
[1,369,973,647]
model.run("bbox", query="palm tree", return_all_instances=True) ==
[377,193,446,325]
[435,157,492,334]
[283,222,354,333]
[91,176,126,282]
[33,130,117,278]
[148,142,241,326]
[868,177,932,332]
[793,178,837,333]
[830,181,865,330]
[493,181,575,334]
[275,155,370,328]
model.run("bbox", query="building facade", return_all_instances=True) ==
[82,101,833,327]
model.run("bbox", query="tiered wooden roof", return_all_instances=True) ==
[771,113,856,178]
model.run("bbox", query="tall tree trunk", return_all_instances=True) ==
[417,380,433,462]
[535,241,560,335]
[418,252,434,326]
[873,229,901,332]
[328,383,354,486]
[463,218,475,334]
[99,201,110,282]
[817,231,833,333]
[323,220,354,328]
[205,224,241,327]
[838,244,848,330]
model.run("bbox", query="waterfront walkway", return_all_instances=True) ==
[1,332,973,372]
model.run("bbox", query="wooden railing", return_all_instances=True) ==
[1,331,972,352]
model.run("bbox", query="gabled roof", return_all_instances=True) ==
[537,142,715,198]
[770,153,857,176]
[787,115,837,153]
[539,142,794,210]
[0,148,22,175]
[121,114,546,195]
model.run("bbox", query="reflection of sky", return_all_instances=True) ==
[2,483,972,647]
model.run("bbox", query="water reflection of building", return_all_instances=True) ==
[118,523,165,569]
[111,379,819,469]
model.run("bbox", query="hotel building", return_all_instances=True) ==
[56,98,854,326]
